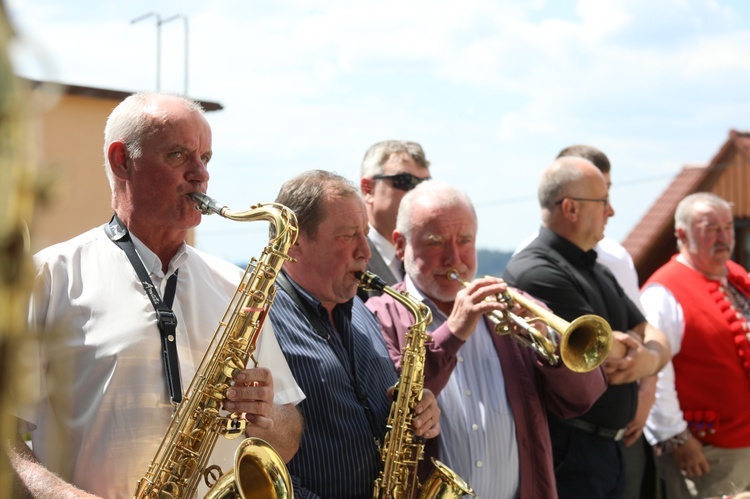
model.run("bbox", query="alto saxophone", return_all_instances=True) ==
[134,193,298,499]
[357,272,475,499]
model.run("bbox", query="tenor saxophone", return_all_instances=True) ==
[134,192,298,499]
[357,272,475,499]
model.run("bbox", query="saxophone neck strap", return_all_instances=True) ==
[105,215,182,406]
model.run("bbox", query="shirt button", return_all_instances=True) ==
[476,460,484,468]
[458,356,464,363]
[465,389,472,396]
[472,424,479,431]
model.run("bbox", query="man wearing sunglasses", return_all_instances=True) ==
[358,140,431,301]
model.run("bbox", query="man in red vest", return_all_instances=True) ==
[643,192,750,498]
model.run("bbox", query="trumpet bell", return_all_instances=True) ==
[560,315,614,373]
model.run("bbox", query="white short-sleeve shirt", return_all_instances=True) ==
[21,225,304,498]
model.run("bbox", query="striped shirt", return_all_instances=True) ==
[269,273,398,498]
[435,320,519,498]
[404,279,519,499]
[406,277,520,499]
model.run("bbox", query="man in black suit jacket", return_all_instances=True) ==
[358,140,431,300]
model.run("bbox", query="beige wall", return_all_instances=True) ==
[30,92,116,252]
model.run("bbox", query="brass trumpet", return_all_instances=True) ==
[446,269,612,373]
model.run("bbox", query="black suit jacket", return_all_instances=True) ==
[357,238,400,302]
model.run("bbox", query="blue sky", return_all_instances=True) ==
[7,0,750,265]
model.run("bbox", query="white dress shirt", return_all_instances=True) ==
[21,225,304,498]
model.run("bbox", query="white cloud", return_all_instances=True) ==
[7,0,750,262]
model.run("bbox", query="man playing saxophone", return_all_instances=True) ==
[8,93,305,498]
[366,180,608,499]
[267,170,442,498]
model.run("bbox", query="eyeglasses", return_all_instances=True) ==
[555,197,610,208]
[373,173,431,192]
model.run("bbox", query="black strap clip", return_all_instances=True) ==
[157,309,178,327]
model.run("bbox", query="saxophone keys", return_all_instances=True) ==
[223,416,247,439]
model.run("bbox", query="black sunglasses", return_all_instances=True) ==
[373,173,431,192]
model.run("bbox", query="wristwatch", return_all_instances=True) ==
[653,428,693,456]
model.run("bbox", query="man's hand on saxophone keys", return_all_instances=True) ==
[225,366,275,430]
[412,388,441,439]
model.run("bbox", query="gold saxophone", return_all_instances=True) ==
[357,271,475,499]
[134,192,298,499]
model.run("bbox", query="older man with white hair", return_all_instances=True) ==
[643,192,750,498]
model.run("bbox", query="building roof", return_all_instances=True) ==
[25,79,223,112]
[622,165,707,263]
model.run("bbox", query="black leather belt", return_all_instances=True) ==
[563,418,627,441]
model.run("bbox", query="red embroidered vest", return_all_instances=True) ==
[645,256,750,448]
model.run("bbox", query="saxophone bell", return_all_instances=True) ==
[419,459,475,499]
[204,437,293,499]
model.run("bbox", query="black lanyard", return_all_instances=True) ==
[104,215,182,405]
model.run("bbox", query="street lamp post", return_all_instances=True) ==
[162,14,189,96]
[130,11,161,90]
[131,12,189,95]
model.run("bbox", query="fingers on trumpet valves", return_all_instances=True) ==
[463,278,509,305]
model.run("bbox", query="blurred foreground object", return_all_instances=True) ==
[0,1,46,495]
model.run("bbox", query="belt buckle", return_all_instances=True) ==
[614,428,626,441]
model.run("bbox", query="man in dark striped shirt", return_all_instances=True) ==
[268,170,442,498]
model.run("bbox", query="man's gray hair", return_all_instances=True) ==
[538,157,591,212]
[360,140,430,178]
[103,92,204,189]
[396,179,475,239]
[674,192,733,248]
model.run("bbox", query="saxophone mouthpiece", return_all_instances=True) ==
[189,192,226,216]
[355,270,387,292]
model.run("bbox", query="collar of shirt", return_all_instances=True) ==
[539,226,597,269]
[282,271,355,326]
[404,274,450,328]
[129,232,188,282]
[368,225,402,276]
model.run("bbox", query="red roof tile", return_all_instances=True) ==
[623,166,706,263]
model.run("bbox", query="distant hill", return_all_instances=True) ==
[476,248,514,278]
